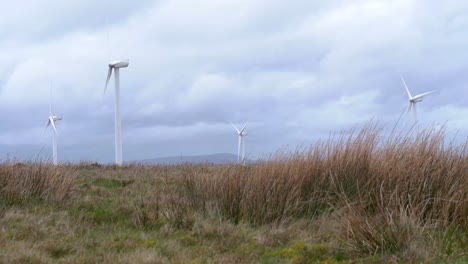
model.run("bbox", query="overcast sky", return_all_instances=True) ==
[1,0,467,163]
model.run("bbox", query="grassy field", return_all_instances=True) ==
[1,125,467,263]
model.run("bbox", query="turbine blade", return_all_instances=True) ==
[416,90,435,98]
[400,74,412,99]
[231,122,240,134]
[50,118,57,134]
[104,67,113,95]
[240,120,249,133]
[42,120,50,138]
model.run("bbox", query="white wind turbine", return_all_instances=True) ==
[231,121,248,164]
[400,74,434,121]
[45,102,62,165]
[104,60,129,166]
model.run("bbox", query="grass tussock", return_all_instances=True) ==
[162,123,467,259]
[0,161,76,203]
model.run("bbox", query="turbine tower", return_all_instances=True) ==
[400,74,434,121]
[232,121,248,165]
[46,103,62,165]
[104,60,129,166]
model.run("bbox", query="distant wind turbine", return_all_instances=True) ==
[231,121,248,164]
[104,60,129,166]
[400,74,434,121]
[46,102,62,165]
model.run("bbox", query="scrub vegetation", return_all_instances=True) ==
[0,124,467,263]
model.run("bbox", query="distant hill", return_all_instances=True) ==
[135,153,250,165]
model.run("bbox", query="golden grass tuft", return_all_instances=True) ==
[162,123,467,258]
[0,161,76,203]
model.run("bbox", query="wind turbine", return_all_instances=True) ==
[400,74,434,121]
[231,121,248,164]
[45,103,62,165]
[104,60,129,166]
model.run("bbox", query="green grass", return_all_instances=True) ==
[92,178,134,189]
[0,165,466,263]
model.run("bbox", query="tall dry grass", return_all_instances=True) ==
[163,124,467,257]
[0,161,76,203]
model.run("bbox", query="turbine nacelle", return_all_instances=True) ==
[109,60,129,68]
[104,59,130,95]
[49,115,62,121]
[47,115,62,134]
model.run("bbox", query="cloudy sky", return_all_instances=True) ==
[1,0,467,163]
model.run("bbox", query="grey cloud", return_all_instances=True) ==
[0,0,154,42]
[1,0,468,163]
